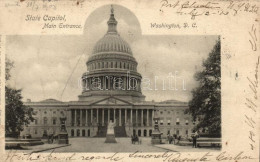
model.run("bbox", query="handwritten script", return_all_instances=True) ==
[4,150,256,162]
[160,0,259,19]
[244,23,259,151]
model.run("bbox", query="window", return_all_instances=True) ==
[53,118,56,125]
[167,120,171,125]
[53,111,56,114]
[43,117,47,125]
[176,118,180,125]
[160,111,163,115]
[35,129,38,134]
[35,119,38,125]
[44,111,47,114]
[160,120,164,125]
[186,130,188,135]
[185,120,189,125]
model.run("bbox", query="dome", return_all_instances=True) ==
[92,5,132,55]
[93,33,132,54]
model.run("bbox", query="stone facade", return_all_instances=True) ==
[22,99,195,138]
[21,7,196,138]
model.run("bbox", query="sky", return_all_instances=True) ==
[6,5,219,102]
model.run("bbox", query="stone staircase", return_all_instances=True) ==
[114,126,127,137]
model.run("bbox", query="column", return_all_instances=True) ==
[136,109,138,126]
[130,109,133,124]
[74,109,77,126]
[108,109,110,123]
[102,109,104,126]
[91,109,93,124]
[119,109,122,126]
[86,109,88,126]
[123,77,126,90]
[147,109,149,126]
[103,76,106,90]
[125,109,127,124]
[97,109,99,125]
[141,109,143,126]
[152,110,154,126]
[67,110,72,126]
[113,109,116,123]
[108,76,111,90]
[80,109,82,126]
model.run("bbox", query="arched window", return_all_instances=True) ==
[71,129,74,137]
[138,130,141,136]
[77,129,80,136]
[102,62,104,68]
[52,118,57,125]
[82,129,86,137]
[43,117,47,125]
[88,129,91,137]
[133,129,136,136]
[144,130,147,137]
[149,130,152,136]
[111,62,113,68]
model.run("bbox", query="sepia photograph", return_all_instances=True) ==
[4,4,221,153]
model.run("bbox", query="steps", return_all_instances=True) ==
[95,126,107,137]
[114,126,127,137]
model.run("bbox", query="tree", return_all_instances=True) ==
[187,38,221,137]
[5,59,34,137]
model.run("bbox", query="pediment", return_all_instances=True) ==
[92,97,132,105]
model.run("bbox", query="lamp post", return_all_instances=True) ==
[151,110,162,144]
[58,117,69,144]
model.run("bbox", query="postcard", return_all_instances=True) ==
[0,0,259,161]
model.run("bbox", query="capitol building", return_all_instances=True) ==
[21,7,195,138]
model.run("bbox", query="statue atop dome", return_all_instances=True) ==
[107,5,117,34]
[111,5,114,14]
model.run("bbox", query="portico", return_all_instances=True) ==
[69,108,154,127]
[67,96,155,137]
